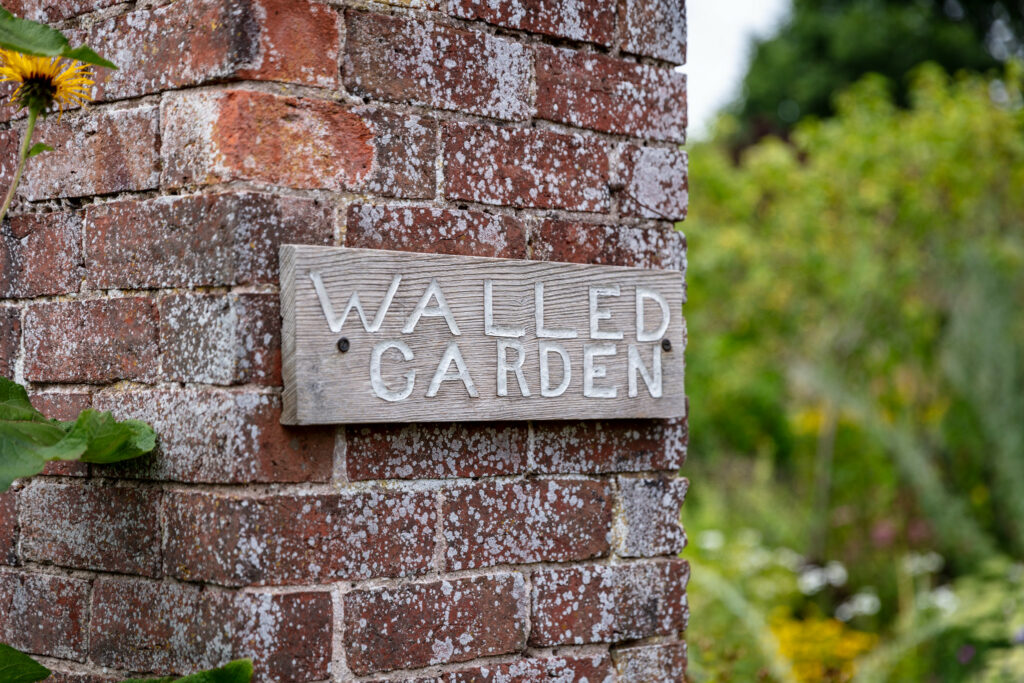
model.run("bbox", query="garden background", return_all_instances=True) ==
[682,0,1024,680]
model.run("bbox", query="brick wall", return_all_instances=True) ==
[0,0,689,680]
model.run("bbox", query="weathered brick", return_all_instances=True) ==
[614,642,687,682]
[452,0,614,45]
[0,571,91,661]
[536,46,687,142]
[23,299,159,384]
[622,0,686,64]
[443,480,611,570]
[0,491,17,566]
[90,579,331,682]
[344,574,528,675]
[346,422,529,481]
[444,123,609,211]
[45,672,116,683]
[30,392,92,477]
[345,11,531,121]
[532,418,687,474]
[20,481,162,577]
[0,211,83,298]
[0,106,159,201]
[530,560,690,646]
[160,293,280,386]
[0,306,19,379]
[615,476,688,557]
[615,145,688,220]
[346,204,528,259]
[83,0,338,103]
[532,220,686,271]
[163,91,437,198]
[3,0,119,22]
[93,389,333,484]
[164,490,435,586]
[444,655,614,682]
[85,192,333,290]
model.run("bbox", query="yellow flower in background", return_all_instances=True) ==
[771,613,877,682]
[0,48,92,116]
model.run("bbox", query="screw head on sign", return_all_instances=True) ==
[661,338,672,352]
[337,337,350,353]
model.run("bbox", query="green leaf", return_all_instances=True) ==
[0,644,51,683]
[25,143,51,158]
[0,376,156,491]
[0,9,116,69]
[121,659,254,683]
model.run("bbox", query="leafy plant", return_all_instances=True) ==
[0,643,253,682]
[0,376,156,491]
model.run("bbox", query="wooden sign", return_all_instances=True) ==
[280,246,685,424]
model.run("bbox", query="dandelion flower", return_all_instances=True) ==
[0,48,92,116]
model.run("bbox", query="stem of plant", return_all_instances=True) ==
[0,106,40,225]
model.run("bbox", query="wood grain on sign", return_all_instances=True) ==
[280,246,685,424]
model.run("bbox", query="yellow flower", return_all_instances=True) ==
[0,48,92,116]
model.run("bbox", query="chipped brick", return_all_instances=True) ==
[616,145,689,220]
[85,192,332,290]
[346,204,528,259]
[616,476,688,557]
[536,46,687,142]
[164,490,435,586]
[160,293,281,386]
[345,11,531,121]
[622,0,687,64]
[452,0,615,45]
[0,211,82,298]
[344,574,528,675]
[346,422,529,481]
[92,389,333,484]
[444,480,611,570]
[444,123,609,211]
[90,579,331,682]
[531,560,690,646]
[23,299,158,384]
[19,481,162,577]
[0,571,91,661]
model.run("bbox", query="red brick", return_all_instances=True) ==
[344,574,528,675]
[0,306,19,379]
[3,0,119,22]
[443,480,611,570]
[23,299,158,384]
[443,655,613,682]
[614,642,687,681]
[28,392,92,477]
[615,145,688,220]
[0,106,159,202]
[92,389,333,484]
[90,579,331,682]
[45,672,115,683]
[444,123,609,211]
[536,46,687,142]
[164,490,435,586]
[452,0,614,45]
[0,211,83,298]
[0,571,90,661]
[346,422,529,481]
[345,11,531,121]
[19,481,161,577]
[0,491,17,566]
[160,293,280,386]
[357,107,439,199]
[85,192,333,290]
[622,0,687,64]
[532,220,686,271]
[346,204,528,259]
[616,476,688,557]
[530,560,689,646]
[532,418,687,474]
[82,0,338,103]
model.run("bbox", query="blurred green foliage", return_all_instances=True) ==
[735,0,1022,141]
[682,62,1024,679]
